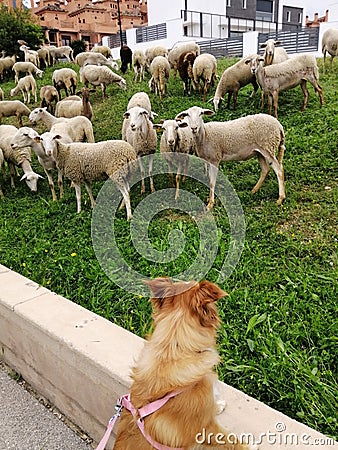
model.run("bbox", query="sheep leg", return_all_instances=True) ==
[227,92,233,109]
[57,168,64,198]
[250,78,259,98]
[206,163,219,211]
[8,163,17,189]
[182,156,189,183]
[116,181,132,221]
[101,83,107,99]
[256,150,285,205]
[166,160,174,187]
[17,113,23,127]
[27,90,30,104]
[74,183,82,213]
[233,90,239,110]
[175,162,182,200]
[148,153,155,193]
[138,156,146,194]
[44,168,57,201]
[84,181,96,209]
[271,91,279,119]
[300,80,309,111]
[251,154,270,194]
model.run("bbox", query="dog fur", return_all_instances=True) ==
[113,278,250,449]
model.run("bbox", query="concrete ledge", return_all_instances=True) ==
[0,264,336,449]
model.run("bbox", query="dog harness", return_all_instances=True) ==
[96,389,186,450]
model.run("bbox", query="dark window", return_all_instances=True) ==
[257,0,273,13]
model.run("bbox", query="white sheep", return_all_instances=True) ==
[48,136,137,219]
[168,41,200,79]
[122,92,155,140]
[175,106,286,209]
[52,68,78,98]
[75,51,115,68]
[322,28,338,72]
[153,119,195,200]
[0,55,17,79]
[246,53,324,119]
[144,45,168,70]
[260,39,289,66]
[55,87,93,120]
[29,107,95,143]
[0,100,31,127]
[80,64,126,99]
[149,56,170,100]
[19,45,40,68]
[132,49,146,82]
[40,85,59,113]
[10,126,65,201]
[10,74,37,104]
[212,55,259,111]
[12,61,43,84]
[37,46,50,67]
[49,46,74,65]
[123,106,157,194]
[192,53,217,102]
[91,45,112,58]
[0,124,43,191]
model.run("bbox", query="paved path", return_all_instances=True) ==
[0,364,94,450]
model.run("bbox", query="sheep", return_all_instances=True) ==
[322,28,338,72]
[132,49,146,82]
[149,56,170,100]
[55,87,93,120]
[37,46,51,68]
[245,53,324,119]
[40,85,59,113]
[123,106,157,194]
[0,124,43,191]
[260,39,289,66]
[91,45,112,58]
[52,68,78,99]
[0,87,3,101]
[29,107,95,143]
[49,46,74,65]
[153,119,195,200]
[144,45,168,71]
[0,100,30,127]
[0,55,17,80]
[10,126,65,201]
[192,53,217,102]
[120,44,133,74]
[177,50,197,96]
[121,91,155,140]
[175,106,286,209]
[48,136,137,219]
[75,51,115,68]
[212,55,259,111]
[10,74,37,104]
[168,41,200,79]
[19,45,40,68]
[12,61,43,84]
[80,64,126,99]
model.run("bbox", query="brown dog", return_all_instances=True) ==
[113,278,251,449]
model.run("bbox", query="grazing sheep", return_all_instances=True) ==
[10,126,64,201]
[40,85,59,113]
[168,41,200,79]
[175,106,286,209]
[37,46,50,68]
[0,100,30,127]
[149,56,170,100]
[0,87,3,101]
[19,45,40,68]
[75,51,115,68]
[50,137,137,219]
[192,53,217,102]
[212,55,259,111]
[29,107,95,143]
[144,45,168,71]
[123,106,157,194]
[49,46,74,65]
[0,124,43,191]
[132,49,146,82]
[10,74,37,104]
[322,28,338,72]
[0,55,17,80]
[260,39,289,66]
[91,45,112,58]
[55,87,93,120]
[177,51,197,96]
[246,53,324,119]
[154,119,195,199]
[120,44,133,74]
[80,64,126,99]
[12,61,43,84]
[122,92,155,140]
[52,68,78,98]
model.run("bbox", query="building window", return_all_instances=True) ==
[82,18,85,23]
[286,11,291,22]
[242,0,247,8]
[40,16,44,21]
[256,0,273,22]
[226,0,231,6]
[298,12,302,22]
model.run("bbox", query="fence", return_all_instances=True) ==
[257,27,319,54]
[135,23,167,44]
[108,31,127,48]
[199,36,243,58]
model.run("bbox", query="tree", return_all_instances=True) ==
[0,6,44,56]
[71,39,87,58]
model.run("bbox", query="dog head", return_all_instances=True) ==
[144,277,226,329]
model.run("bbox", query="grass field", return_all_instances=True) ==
[0,55,337,438]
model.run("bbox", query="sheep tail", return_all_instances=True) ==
[277,129,285,164]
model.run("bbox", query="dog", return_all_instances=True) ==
[113,278,251,449]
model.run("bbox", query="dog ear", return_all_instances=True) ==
[144,277,174,309]
[193,280,227,327]
[198,280,227,302]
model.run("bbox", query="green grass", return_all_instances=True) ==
[0,56,337,438]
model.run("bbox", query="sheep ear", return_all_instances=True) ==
[153,124,163,132]
[202,109,214,117]
[260,43,267,48]
[175,111,188,120]
[244,58,252,65]
[20,174,27,181]
[178,122,188,128]
[123,112,130,119]
[34,136,41,143]
[274,40,282,46]
[53,134,62,140]
[258,57,264,62]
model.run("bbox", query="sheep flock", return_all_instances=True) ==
[0,37,331,218]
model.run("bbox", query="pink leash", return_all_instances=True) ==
[95,389,186,450]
